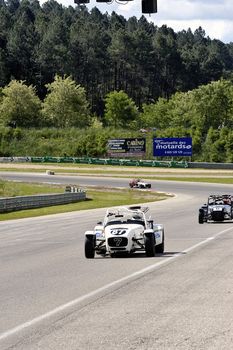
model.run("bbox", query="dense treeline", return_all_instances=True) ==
[1,0,233,162]
[0,77,233,162]
[1,0,233,113]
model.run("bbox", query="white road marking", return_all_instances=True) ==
[0,225,233,341]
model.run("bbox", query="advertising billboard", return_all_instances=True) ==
[153,137,192,157]
[107,138,146,157]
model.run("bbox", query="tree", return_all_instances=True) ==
[188,79,233,134]
[0,2,11,86]
[104,90,138,128]
[202,127,227,162]
[0,48,9,86]
[42,75,90,128]
[34,0,71,96]
[226,130,233,162]
[152,25,183,98]
[68,7,111,115]
[6,0,39,85]
[0,80,41,127]
[139,97,171,130]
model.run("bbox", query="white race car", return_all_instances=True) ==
[129,179,151,189]
[84,206,164,258]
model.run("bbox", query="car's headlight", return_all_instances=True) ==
[95,230,104,237]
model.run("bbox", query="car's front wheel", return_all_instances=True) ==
[145,234,155,257]
[198,212,204,224]
[155,231,164,254]
[85,236,95,258]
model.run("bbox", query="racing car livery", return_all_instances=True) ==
[129,179,151,189]
[199,194,233,223]
[84,206,164,258]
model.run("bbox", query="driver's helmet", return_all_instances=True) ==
[129,179,136,186]
[223,198,230,204]
[133,215,140,219]
[132,214,142,221]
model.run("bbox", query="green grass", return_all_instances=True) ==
[0,181,170,221]
[0,180,64,197]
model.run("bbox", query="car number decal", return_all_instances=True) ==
[110,229,126,235]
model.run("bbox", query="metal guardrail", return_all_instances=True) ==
[29,157,189,168]
[189,162,233,169]
[0,192,86,213]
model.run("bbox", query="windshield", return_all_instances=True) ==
[104,207,145,227]
[208,195,232,206]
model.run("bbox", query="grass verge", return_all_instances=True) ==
[0,181,171,221]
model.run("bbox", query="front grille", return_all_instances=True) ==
[211,211,225,221]
[108,237,128,247]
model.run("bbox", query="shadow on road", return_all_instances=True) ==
[95,251,186,259]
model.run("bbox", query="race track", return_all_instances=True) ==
[1,172,233,349]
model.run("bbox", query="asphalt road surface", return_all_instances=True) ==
[1,172,233,349]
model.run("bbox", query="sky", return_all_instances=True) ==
[42,0,233,43]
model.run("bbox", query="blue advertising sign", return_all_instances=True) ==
[153,137,192,157]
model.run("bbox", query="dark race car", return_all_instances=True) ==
[199,194,233,224]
